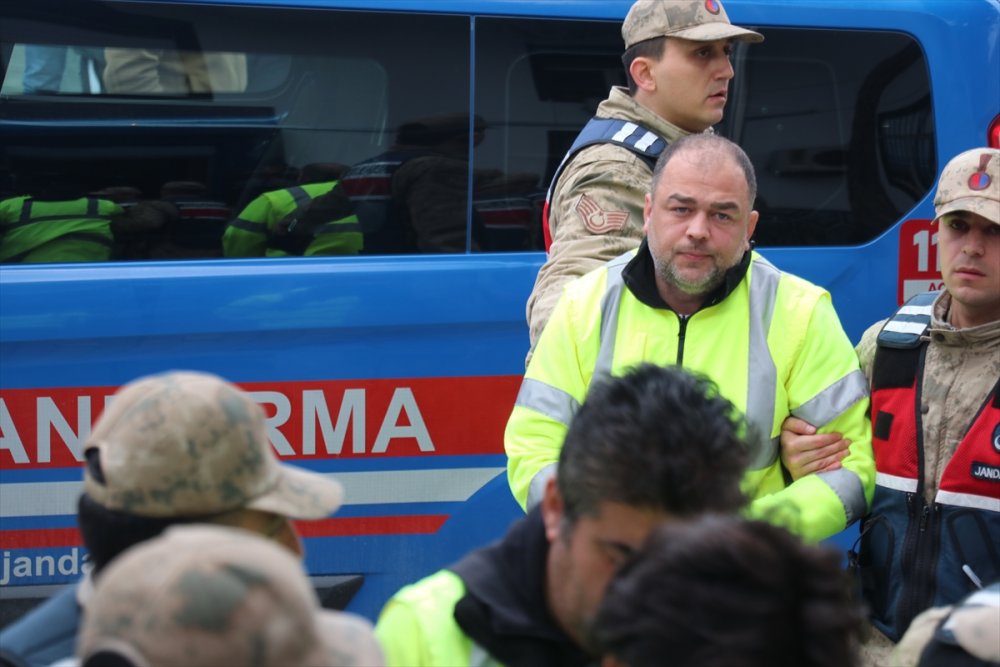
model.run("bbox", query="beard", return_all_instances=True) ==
[655,242,744,297]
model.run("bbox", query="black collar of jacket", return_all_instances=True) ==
[448,507,593,667]
[623,238,752,312]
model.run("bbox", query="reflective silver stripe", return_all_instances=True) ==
[634,131,659,151]
[936,490,1000,513]
[594,257,630,383]
[876,472,918,493]
[792,370,869,427]
[526,463,557,511]
[883,320,928,335]
[19,198,32,224]
[817,467,867,525]
[745,258,781,470]
[514,377,580,426]
[898,304,934,317]
[611,122,639,143]
[229,216,266,232]
[286,185,312,208]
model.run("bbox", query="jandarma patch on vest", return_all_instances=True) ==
[576,194,629,234]
[970,461,1000,482]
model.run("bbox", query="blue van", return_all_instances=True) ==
[1,0,998,622]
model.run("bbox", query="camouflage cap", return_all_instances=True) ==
[77,525,384,667]
[934,147,1000,225]
[622,0,763,49]
[83,370,342,519]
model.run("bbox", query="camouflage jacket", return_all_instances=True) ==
[856,291,1000,501]
[525,86,692,352]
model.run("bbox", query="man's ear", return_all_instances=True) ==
[745,209,759,250]
[541,475,565,543]
[643,193,653,234]
[628,57,657,93]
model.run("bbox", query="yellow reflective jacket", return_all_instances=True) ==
[0,196,118,263]
[222,181,361,257]
[375,570,502,667]
[505,247,875,542]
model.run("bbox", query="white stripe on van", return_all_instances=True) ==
[0,467,505,518]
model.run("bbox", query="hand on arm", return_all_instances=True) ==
[779,416,850,481]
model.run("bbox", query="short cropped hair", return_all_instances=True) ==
[77,493,201,575]
[557,364,749,524]
[650,133,758,207]
[621,37,667,96]
[594,515,862,667]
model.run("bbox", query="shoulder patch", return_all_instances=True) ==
[576,194,629,234]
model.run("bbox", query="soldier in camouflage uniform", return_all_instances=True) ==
[525,0,763,354]
[784,148,1000,667]
[77,525,382,667]
[0,371,346,667]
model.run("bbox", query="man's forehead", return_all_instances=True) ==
[666,35,735,49]
[937,209,997,227]
[665,191,742,210]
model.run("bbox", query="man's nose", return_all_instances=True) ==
[686,212,710,239]
[717,54,735,80]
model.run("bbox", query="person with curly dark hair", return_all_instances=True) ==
[593,514,862,667]
[374,363,751,667]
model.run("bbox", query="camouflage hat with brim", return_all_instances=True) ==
[622,0,763,49]
[78,525,383,667]
[934,147,1000,225]
[83,370,342,519]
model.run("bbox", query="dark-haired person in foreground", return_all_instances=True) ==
[375,363,751,667]
[594,515,862,667]
[0,371,366,667]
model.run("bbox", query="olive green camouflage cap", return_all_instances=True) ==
[622,0,763,49]
[77,525,384,667]
[83,370,343,519]
[934,147,1000,225]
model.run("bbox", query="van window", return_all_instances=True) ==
[477,20,935,250]
[1,4,935,264]
[1,1,471,260]
[719,27,935,247]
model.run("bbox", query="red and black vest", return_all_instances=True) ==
[860,292,1000,641]
[541,118,666,251]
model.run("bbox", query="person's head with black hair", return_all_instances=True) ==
[540,363,750,652]
[593,514,862,667]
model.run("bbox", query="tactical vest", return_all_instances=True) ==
[338,149,429,253]
[860,292,1000,641]
[541,118,667,251]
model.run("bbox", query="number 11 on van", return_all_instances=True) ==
[898,218,944,303]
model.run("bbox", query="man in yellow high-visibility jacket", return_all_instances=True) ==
[506,133,874,543]
[376,364,751,667]
[223,163,362,258]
